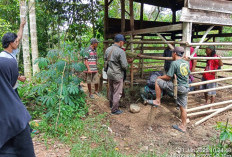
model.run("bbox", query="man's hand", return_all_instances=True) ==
[127,58,134,63]
[137,53,142,57]
[183,56,190,61]
[20,18,26,27]
[87,69,92,73]
[18,76,26,82]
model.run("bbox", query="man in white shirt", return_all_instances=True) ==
[1,19,27,94]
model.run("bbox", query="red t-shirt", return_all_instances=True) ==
[203,55,220,80]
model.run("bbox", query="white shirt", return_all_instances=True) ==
[0,49,19,89]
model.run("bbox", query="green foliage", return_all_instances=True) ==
[19,41,87,124]
[197,120,232,156]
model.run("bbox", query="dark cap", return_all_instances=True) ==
[114,34,126,42]
[206,46,215,51]
[90,38,99,44]
[171,46,185,56]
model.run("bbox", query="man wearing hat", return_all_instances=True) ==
[84,38,100,99]
[104,34,128,115]
[146,47,190,133]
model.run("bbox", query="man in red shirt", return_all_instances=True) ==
[201,46,223,105]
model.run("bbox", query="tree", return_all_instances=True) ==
[29,0,40,75]
[20,0,32,79]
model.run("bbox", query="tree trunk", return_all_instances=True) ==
[29,0,39,75]
[20,0,32,79]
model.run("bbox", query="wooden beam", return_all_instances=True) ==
[104,0,109,37]
[188,0,232,14]
[156,33,174,50]
[120,0,125,32]
[122,24,183,36]
[180,7,232,26]
[129,0,134,31]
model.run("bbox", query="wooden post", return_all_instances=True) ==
[171,7,176,41]
[104,0,109,37]
[120,0,125,32]
[130,0,134,88]
[182,22,192,57]
[139,2,144,78]
[147,106,158,127]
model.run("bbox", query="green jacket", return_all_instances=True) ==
[104,44,128,81]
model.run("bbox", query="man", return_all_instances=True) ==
[146,47,190,133]
[189,47,197,91]
[0,19,27,95]
[163,46,173,73]
[200,46,223,106]
[0,57,35,156]
[84,38,100,99]
[104,34,128,115]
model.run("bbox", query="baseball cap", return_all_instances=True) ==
[114,34,126,42]
[90,38,99,44]
[171,46,185,56]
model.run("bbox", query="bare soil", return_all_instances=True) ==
[85,80,232,156]
[32,77,232,156]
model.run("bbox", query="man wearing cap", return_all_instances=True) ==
[146,47,190,133]
[84,38,100,99]
[104,34,128,115]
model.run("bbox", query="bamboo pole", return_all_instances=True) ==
[188,42,232,46]
[188,85,232,95]
[195,104,232,126]
[190,69,232,74]
[156,33,174,50]
[187,100,232,112]
[187,108,219,117]
[127,51,173,60]
[189,77,232,87]
[191,26,214,57]
[129,41,186,44]
[190,56,232,60]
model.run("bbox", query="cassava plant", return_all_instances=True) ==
[29,41,87,133]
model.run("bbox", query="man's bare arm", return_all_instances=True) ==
[158,75,172,81]
[15,18,26,47]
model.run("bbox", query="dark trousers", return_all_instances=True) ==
[0,124,35,157]
[109,79,123,112]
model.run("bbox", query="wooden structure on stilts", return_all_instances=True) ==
[103,0,232,126]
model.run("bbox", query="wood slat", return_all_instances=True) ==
[180,7,232,26]
[188,0,232,14]
[122,24,183,36]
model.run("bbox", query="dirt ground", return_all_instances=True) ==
[32,78,232,156]
[86,79,232,156]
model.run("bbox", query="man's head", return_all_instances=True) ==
[171,46,184,60]
[2,32,18,49]
[206,46,216,57]
[114,34,125,48]
[90,38,99,48]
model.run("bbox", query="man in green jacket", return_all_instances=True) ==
[104,34,128,115]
